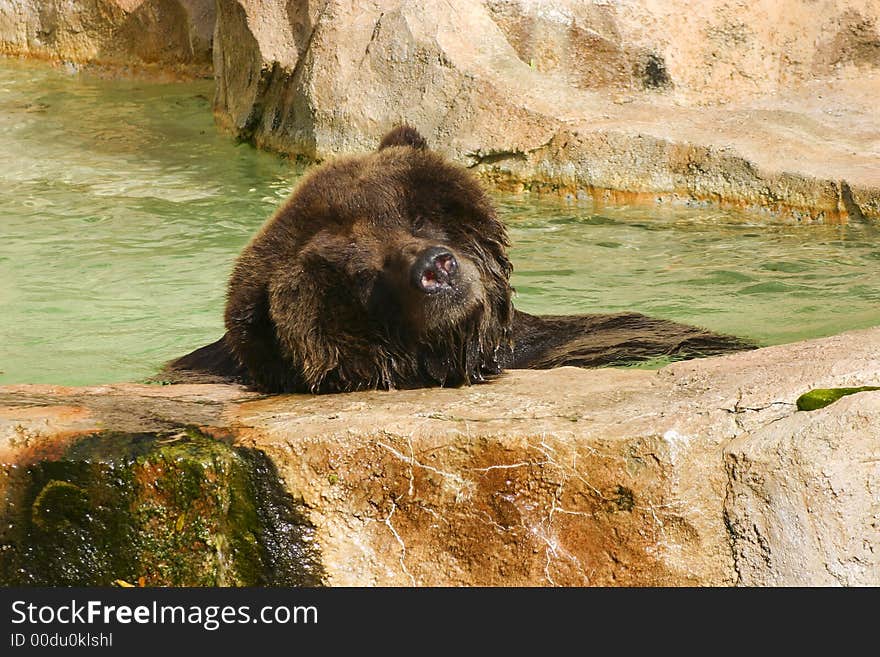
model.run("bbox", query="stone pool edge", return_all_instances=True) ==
[2,326,878,586]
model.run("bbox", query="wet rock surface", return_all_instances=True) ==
[0,421,322,586]
[1,328,878,586]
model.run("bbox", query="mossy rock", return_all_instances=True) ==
[795,386,880,412]
[0,429,323,586]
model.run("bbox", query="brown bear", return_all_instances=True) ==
[164,126,752,393]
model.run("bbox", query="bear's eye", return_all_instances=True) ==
[349,267,378,290]
[411,216,426,232]
[349,268,378,307]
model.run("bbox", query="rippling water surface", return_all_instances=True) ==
[2,59,878,385]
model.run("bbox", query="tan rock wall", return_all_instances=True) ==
[0,0,215,76]
[210,0,880,220]
[487,0,880,102]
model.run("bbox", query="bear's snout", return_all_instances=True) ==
[411,246,459,293]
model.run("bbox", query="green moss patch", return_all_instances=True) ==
[0,429,323,586]
[795,386,880,411]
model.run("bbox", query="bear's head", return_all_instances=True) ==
[224,126,514,393]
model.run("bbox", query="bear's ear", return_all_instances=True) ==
[378,124,428,151]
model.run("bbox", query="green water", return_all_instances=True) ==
[2,59,879,385]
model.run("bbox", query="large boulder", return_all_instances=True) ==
[211,0,880,220]
[2,327,879,586]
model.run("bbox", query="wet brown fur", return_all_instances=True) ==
[163,126,753,393]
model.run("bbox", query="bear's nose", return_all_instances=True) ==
[412,246,459,293]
